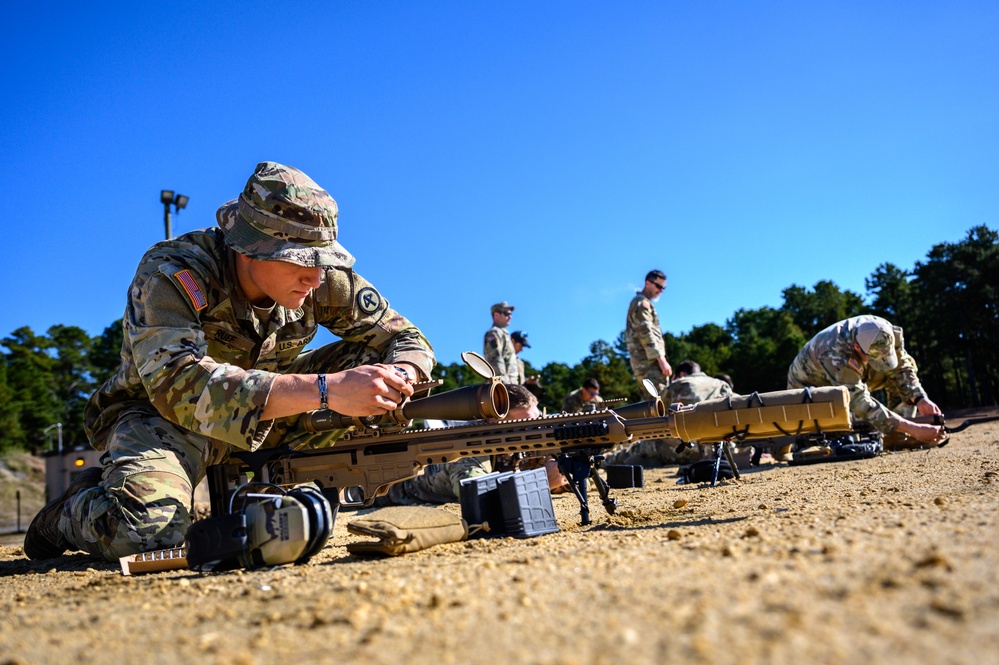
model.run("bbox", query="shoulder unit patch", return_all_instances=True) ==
[174,269,208,311]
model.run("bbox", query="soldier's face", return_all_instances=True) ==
[236,255,322,309]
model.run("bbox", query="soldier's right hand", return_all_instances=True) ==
[326,364,415,416]
[898,419,947,446]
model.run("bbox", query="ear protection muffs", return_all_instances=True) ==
[186,483,336,572]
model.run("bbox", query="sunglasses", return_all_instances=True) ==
[650,281,666,291]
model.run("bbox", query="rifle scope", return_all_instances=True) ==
[612,397,666,419]
[302,382,510,432]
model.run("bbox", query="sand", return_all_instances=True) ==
[1,421,997,665]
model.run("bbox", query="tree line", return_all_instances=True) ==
[436,225,999,414]
[2,225,995,453]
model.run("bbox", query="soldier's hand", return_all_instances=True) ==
[658,357,673,378]
[326,364,415,416]
[898,419,947,446]
[916,397,943,417]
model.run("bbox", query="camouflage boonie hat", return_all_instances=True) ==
[855,319,898,372]
[216,161,355,268]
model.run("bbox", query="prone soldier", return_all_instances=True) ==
[787,315,945,448]
[562,378,605,414]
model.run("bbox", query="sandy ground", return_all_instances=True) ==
[1,421,997,665]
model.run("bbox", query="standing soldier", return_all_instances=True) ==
[625,270,672,396]
[787,315,945,448]
[484,302,518,384]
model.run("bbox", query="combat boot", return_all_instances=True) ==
[23,466,104,560]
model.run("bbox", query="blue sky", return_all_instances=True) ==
[2,2,996,369]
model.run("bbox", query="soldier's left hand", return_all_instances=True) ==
[916,397,943,417]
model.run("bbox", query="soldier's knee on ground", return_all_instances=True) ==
[96,470,193,561]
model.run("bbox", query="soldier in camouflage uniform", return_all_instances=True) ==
[484,302,518,383]
[787,315,945,447]
[625,270,673,397]
[561,378,605,413]
[665,360,733,406]
[607,360,734,466]
[25,162,435,562]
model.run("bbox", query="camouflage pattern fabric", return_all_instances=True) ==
[665,372,732,407]
[483,325,518,384]
[380,457,491,505]
[625,292,668,394]
[64,337,414,561]
[561,388,605,414]
[64,215,433,560]
[515,356,526,385]
[85,228,434,453]
[216,161,354,268]
[787,315,927,434]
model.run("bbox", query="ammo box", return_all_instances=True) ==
[460,468,558,538]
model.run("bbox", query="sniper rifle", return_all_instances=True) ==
[206,375,854,526]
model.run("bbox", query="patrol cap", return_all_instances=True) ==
[491,301,515,314]
[216,161,355,268]
[855,319,898,372]
[511,331,530,347]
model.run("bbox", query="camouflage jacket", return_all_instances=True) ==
[84,228,435,452]
[787,316,926,433]
[665,372,733,407]
[561,388,605,414]
[625,293,665,363]
[483,325,518,384]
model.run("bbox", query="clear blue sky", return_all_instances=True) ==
[2,2,996,369]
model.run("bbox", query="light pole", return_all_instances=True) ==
[160,190,189,240]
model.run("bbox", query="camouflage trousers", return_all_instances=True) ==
[60,340,386,562]
[380,457,491,505]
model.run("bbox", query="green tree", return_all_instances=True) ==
[2,327,61,452]
[576,339,642,404]
[0,359,25,452]
[726,307,806,392]
[910,225,999,406]
[90,319,125,385]
[781,280,865,339]
[46,324,95,448]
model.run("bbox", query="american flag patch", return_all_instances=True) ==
[174,269,208,311]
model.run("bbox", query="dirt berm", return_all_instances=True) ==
[1,421,997,665]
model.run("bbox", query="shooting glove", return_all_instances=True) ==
[346,506,468,557]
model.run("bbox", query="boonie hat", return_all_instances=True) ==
[216,161,355,268]
[855,319,898,372]
[511,331,530,347]
[491,301,515,314]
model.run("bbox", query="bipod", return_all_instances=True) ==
[711,439,742,487]
[557,449,618,526]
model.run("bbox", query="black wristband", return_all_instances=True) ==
[318,374,328,410]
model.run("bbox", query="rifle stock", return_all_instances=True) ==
[207,385,852,516]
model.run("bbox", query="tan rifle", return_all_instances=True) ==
[206,382,852,525]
